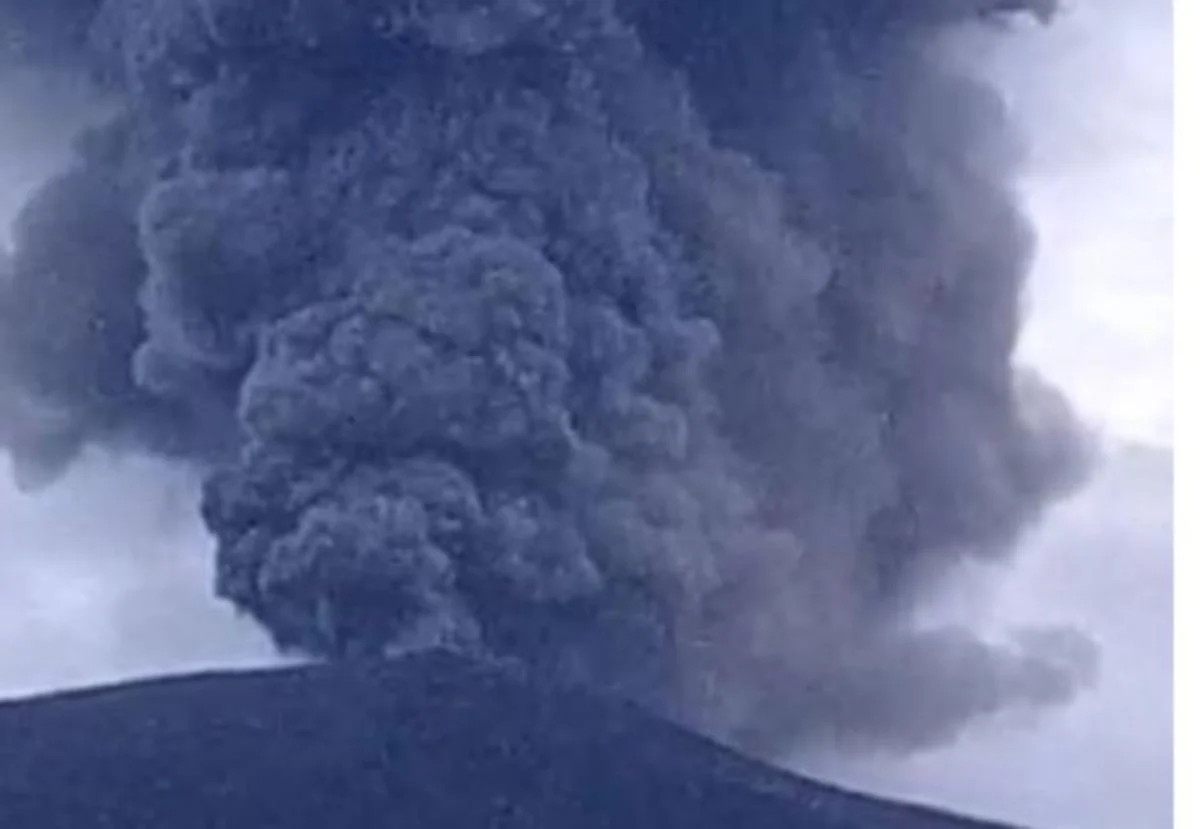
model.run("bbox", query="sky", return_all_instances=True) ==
[805,3,1174,828]
[0,77,281,692]
[0,2,1174,828]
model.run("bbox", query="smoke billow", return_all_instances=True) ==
[0,0,1095,756]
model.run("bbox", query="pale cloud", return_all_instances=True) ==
[803,442,1173,829]
[807,2,1174,826]
[0,451,279,699]
[998,0,1172,447]
[0,76,279,700]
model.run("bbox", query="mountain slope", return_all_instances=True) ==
[0,651,1028,828]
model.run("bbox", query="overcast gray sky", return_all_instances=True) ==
[0,2,1173,828]
[807,3,1174,827]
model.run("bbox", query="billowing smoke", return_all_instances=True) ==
[0,0,1095,757]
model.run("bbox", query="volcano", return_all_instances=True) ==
[0,651,1029,829]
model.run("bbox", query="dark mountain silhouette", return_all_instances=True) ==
[0,651,1029,829]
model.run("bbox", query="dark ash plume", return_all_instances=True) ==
[0,0,1095,757]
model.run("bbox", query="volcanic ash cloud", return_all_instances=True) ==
[0,0,1095,757]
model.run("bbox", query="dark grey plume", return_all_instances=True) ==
[0,0,1095,757]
